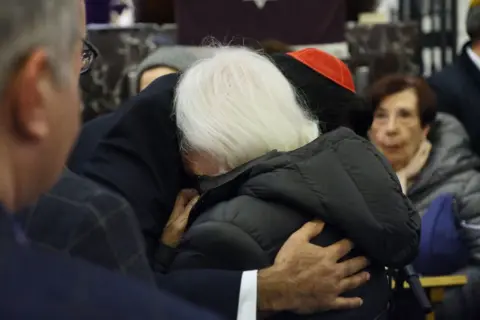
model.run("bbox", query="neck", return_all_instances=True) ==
[472,41,480,56]
[391,161,408,172]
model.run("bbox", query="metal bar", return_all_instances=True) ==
[451,0,458,58]
[428,0,436,74]
[440,0,447,67]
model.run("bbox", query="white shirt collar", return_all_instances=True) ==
[466,46,480,71]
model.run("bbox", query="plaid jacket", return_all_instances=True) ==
[18,169,155,285]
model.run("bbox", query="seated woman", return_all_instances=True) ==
[169,47,420,319]
[366,74,480,319]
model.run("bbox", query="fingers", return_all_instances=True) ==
[330,297,364,310]
[178,189,199,203]
[173,189,199,213]
[325,239,354,261]
[338,271,370,293]
[290,220,325,242]
[337,256,370,278]
[184,196,200,215]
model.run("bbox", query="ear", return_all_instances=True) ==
[10,49,51,141]
[422,125,430,138]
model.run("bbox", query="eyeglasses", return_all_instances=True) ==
[81,39,99,75]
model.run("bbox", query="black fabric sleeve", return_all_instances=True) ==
[156,269,243,319]
[153,242,177,273]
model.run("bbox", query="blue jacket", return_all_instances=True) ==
[0,207,229,319]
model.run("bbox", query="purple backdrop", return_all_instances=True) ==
[175,0,347,45]
[85,0,111,24]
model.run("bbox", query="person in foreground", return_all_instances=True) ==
[0,0,218,318]
[167,47,420,319]
[80,66,378,318]
[0,1,372,319]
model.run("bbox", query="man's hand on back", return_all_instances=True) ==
[257,221,370,314]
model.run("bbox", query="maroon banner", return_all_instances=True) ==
[175,0,346,45]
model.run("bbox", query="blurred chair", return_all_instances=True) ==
[391,270,467,320]
[175,0,347,45]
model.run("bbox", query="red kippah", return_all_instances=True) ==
[287,48,356,93]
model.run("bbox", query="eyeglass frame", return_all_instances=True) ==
[81,39,99,75]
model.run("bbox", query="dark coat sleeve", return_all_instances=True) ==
[67,112,121,175]
[83,138,170,265]
[82,73,193,266]
[157,269,243,319]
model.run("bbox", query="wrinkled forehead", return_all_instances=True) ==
[378,88,418,113]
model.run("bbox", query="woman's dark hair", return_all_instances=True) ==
[365,74,437,127]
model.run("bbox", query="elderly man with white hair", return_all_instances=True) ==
[169,47,421,320]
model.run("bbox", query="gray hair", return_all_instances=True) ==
[467,5,480,42]
[0,0,80,96]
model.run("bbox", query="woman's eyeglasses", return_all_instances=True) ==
[81,39,99,75]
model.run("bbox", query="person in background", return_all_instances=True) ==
[167,47,420,320]
[272,48,372,138]
[428,0,480,155]
[135,46,198,93]
[366,74,480,320]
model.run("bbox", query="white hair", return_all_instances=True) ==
[175,47,320,170]
[0,0,80,96]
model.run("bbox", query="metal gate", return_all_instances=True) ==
[397,0,458,75]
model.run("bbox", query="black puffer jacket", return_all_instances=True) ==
[171,128,420,319]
